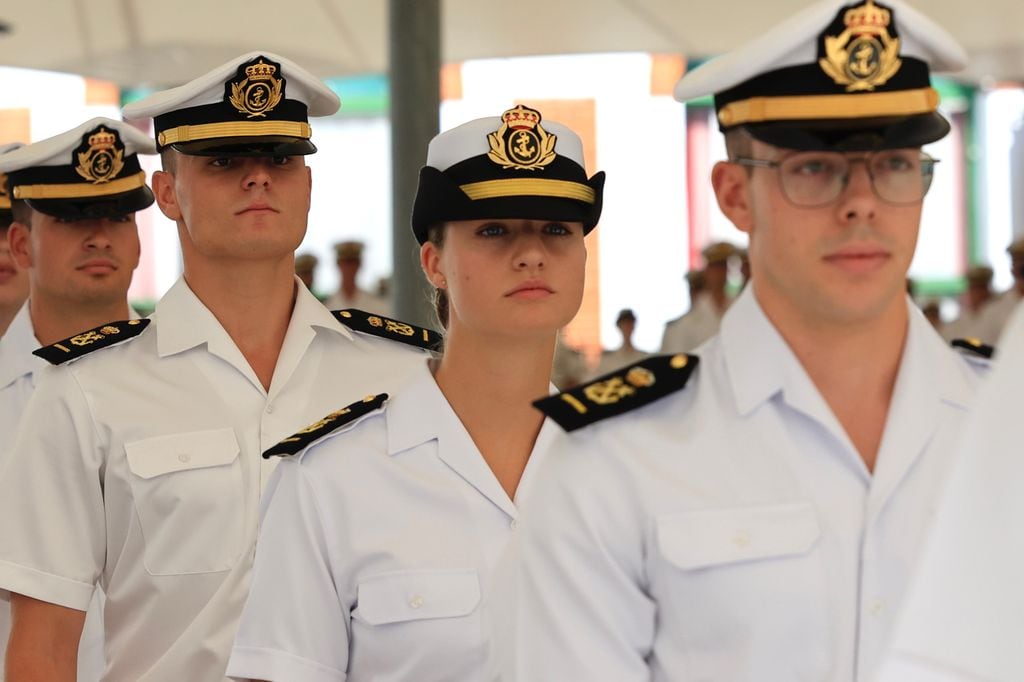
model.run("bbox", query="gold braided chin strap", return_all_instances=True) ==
[717,87,939,127]
[459,178,595,204]
[158,121,313,146]
[13,171,147,200]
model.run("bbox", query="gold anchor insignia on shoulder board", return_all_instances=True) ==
[75,127,125,184]
[229,57,284,118]
[819,0,902,92]
[487,104,557,171]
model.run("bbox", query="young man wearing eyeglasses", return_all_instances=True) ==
[510,2,989,681]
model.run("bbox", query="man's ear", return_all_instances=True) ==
[711,161,754,235]
[152,170,182,222]
[8,221,32,269]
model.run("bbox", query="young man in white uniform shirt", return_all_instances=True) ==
[0,52,433,682]
[513,2,987,681]
[876,304,1024,682]
[0,143,28,337]
[0,121,154,682]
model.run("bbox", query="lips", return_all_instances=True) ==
[823,245,891,274]
[236,203,278,215]
[77,259,118,274]
[506,279,555,299]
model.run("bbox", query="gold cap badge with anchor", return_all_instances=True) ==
[229,57,284,118]
[487,105,557,170]
[74,127,125,184]
[820,0,902,92]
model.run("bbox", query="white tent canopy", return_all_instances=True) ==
[0,0,1022,88]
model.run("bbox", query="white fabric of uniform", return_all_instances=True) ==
[512,286,985,682]
[877,303,1024,682]
[0,302,128,682]
[0,277,427,682]
[227,360,557,682]
[659,293,730,354]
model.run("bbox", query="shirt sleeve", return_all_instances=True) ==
[0,366,104,610]
[227,458,350,682]
[510,429,655,682]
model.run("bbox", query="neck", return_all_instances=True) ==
[433,325,555,499]
[29,294,132,346]
[710,288,729,311]
[753,282,908,472]
[182,257,297,391]
[341,279,358,298]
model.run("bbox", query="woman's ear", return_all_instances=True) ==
[711,161,754,235]
[420,241,445,288]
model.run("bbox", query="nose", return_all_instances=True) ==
[836,159,877,224]
[82,220,115,250]
[242,158,273,190]
[514,230,546,270]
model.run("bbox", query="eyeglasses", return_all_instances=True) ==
[732,150,938,207]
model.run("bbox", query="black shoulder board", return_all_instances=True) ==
[951,337,995,360]
[33,319,151,366]
[333,309,442,352]
[263,393,388,459]
[535,353,699,433]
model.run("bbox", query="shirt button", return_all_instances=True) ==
[409,595,424,609]
[869,599,885,617]
[732,530,751,549]
[265,404,275,414]
[509,519,518,530]
[177,453,191,463]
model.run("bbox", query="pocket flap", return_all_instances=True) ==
[657,501,820,570]
[125,428,240,479]
[356,569,481,626]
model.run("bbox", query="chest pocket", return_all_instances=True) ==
[657,501,821,570]
[355,568,481,625]
[125,428,244,576]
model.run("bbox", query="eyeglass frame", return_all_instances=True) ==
[730,150,939,208]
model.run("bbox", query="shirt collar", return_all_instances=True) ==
[720,286,976,417]
[154,276,352,358]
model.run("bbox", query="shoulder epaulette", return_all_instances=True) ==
[534,353,699,433]
[32,319,151,365]
[263,393,388,459]
[951,337,995,360]
[333,309,443,352]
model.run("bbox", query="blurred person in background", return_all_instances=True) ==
[324,239,392,315]
[660,241,737,352]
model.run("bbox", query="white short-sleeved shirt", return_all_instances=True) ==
[226,361,558,682]
[0,277,429,682]
[877,303,1024,682]
[513,286,986,682]
[0,302,120,682]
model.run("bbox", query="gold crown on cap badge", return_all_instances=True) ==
[487,104,557,171]
[819,0,902,92]
[75,126,125,184]
[229,57,284,119]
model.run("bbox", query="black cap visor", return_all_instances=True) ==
[26,185,155,221]
[412,166,605,244]
[742,111,951,151]
[170,136,317,157]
